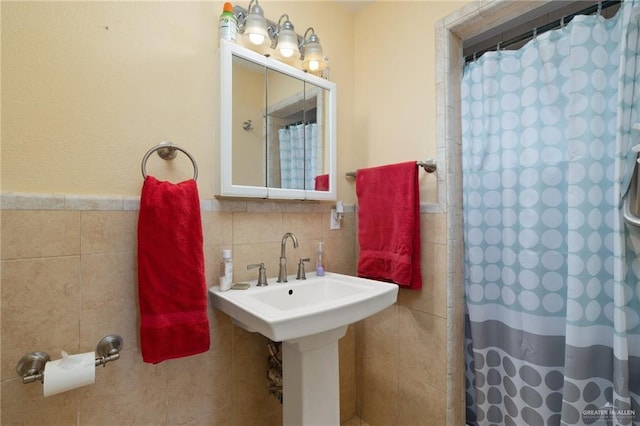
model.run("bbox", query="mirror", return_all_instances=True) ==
[219,40,336,200]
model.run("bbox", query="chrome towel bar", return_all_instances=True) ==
[345,159,437,178]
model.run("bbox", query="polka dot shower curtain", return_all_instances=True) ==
[461,1,640,425]
[278,123,321,190]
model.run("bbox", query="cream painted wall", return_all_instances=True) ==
[1,0,470,204]
[1,1,356,200]
[354,1,470,203]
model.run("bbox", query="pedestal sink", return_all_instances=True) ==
[209,272,398,426]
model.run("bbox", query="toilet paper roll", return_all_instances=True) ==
[43,351,95,397]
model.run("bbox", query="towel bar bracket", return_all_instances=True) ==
[96,334,124,366]
[417,159,437,174]
[16,351,49,384]
[156,144,178,161]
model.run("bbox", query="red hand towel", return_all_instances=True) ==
[356,162,422,290]
[315,174,329,191]
[137,176,210,363]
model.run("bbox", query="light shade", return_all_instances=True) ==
[244,0,269,48]
[275,15,300,60]
[301,29,327,73]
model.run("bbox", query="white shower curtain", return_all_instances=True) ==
[278,122,322,190]
[462,1,640,425]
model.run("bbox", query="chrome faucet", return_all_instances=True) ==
[277,232,299,283]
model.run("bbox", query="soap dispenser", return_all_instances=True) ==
[316,242,325,276]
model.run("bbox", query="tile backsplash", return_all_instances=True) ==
[1,193,447,425]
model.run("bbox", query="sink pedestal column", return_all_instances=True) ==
[282,326,348,426]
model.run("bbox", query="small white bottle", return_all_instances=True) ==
[316,242,325,276]
[220,249,233,291]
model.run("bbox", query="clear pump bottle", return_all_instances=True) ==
[316,242,325,276]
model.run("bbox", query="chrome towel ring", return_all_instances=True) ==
[141,142,198,180]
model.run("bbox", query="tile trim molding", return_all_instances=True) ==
[0,192,442,214]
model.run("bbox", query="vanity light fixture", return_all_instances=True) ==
[275,14,300,60]
[242,0,269,49]
[300,27,327,74]
[231,4,329,78]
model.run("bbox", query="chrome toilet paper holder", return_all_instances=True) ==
[16,334,123,384]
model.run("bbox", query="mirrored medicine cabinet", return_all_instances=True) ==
[217,40,337,200]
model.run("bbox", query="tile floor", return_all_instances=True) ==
[343,416,371,426]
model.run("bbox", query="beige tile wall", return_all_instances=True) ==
[356,213,448,426]
[1,194,448,426]
[1,201,358,425]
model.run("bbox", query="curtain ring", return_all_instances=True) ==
[497,42,502,51]
[597,2,603,16]
[532,27,538,41]
[560,16,566,28]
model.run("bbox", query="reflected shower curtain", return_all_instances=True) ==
[462,2,640,425]
[278,123,322,190]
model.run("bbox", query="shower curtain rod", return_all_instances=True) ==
[464,0,622,64]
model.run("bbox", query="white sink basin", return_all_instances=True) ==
[209,271,398,342]
[209,271,398,426]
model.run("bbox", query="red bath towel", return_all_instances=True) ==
[356,162,422,290]
[137,176,210,363]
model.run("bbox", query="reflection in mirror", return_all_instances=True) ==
[232,55,266,187]
[232,55,330,192]
[266,67,304,189]
[265,70,328,191]
[306,82,329,192]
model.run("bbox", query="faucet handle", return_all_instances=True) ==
[247,263,268,286]
[296,258,310,280]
